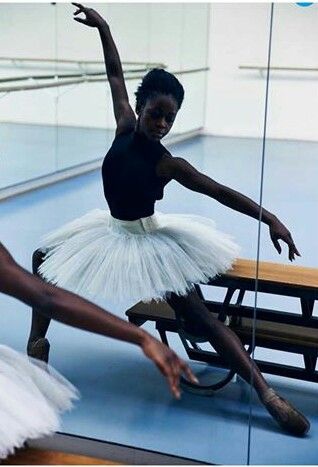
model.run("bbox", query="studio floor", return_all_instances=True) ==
[0,131,317,464]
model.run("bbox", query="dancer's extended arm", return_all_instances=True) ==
[0,243,197,397]
[73,3,136,133]
[158,156,300,261]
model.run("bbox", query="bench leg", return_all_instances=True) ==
[300,298,315,319]
[303,351,318,374]
[156,324,169,346]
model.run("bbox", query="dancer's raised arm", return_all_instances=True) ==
[73,3,136,134]
[0,243,197,398]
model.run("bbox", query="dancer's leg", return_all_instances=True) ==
[27,249,51,362]
[167,289,269,396]
[167,289,310,436]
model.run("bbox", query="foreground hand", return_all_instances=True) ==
[269,218,301,261]
[72,3,106,28]
[141,334,198,399]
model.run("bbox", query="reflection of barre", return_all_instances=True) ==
[0,68,155,85]
[0,56,166,67]
[0,67,209,93]
[240,65,318,72]
[0,57,167,76]
[126,259,318,395]
[239,65,318,78]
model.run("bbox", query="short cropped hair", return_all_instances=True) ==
[135,68,184,113]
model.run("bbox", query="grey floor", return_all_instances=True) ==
[0,130,318,464]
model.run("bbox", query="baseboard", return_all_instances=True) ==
[28,432,210,465]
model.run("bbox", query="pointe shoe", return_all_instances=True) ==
[261,388,310,436]
[27,338,50,363]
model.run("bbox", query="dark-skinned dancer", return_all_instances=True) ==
[0,242,196,458]
[27,4,309,436]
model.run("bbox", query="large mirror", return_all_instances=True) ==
[0,3,289,464]
[249,2,318,463]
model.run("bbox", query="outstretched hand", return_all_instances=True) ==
[269,218,301,262]
[141,334,198,399]
[72,3,106,29]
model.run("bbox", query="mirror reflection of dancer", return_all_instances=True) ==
[0,242,196,458]
[27,4,309,436]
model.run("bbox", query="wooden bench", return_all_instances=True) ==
[126,259,318,394]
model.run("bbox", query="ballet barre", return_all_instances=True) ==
[126,259,318,394]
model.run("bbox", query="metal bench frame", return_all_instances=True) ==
[126,262,318,394]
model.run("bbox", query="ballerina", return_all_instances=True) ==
[0,242,196,458]
[27,4,309,436]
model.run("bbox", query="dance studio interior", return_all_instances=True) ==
[0,2,317,465]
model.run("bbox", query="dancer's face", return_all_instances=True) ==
[138,94,178,142]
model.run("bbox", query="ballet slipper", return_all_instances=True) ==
[261,388,310,436]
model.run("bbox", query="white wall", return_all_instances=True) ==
[205,3,318,142]
[0,3,209,134]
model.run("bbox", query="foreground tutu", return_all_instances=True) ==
[0,345,78,459]
[39,209,240,303]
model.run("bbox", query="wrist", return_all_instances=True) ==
[98,21,109,32]
[136,329,153,348]
[264,213,278,227]
[263,211,278,227]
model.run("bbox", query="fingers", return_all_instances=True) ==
[288,233,301,257]
[284,233,300,262]
[145,339,198,399]
[72,3,85,17]
[73,17,88,24]
[270,233,282,254]
[269,222,301,261]
[288,244,300,262]
[164,354,199,399]
[168,355,181,399]
[72,2,84,9]
[157,357,180,399]
[180,360,199,385]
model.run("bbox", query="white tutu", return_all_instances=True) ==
[0,345,78,459]
[39,209,240,303]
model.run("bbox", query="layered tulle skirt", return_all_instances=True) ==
[0,345,78,459]
[38,209,240,303]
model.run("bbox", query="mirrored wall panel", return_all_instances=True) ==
[250,2,318,463]
[0,2,292,465]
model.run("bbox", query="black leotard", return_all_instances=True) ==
[102,130,168,221]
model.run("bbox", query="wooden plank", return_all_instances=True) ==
[3,448,119,465]
[232,318,318,347]
[127,301,176,320]
[226,259,318,289]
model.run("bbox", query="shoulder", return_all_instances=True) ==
[109,127,134,152]
[157,154,192,178]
